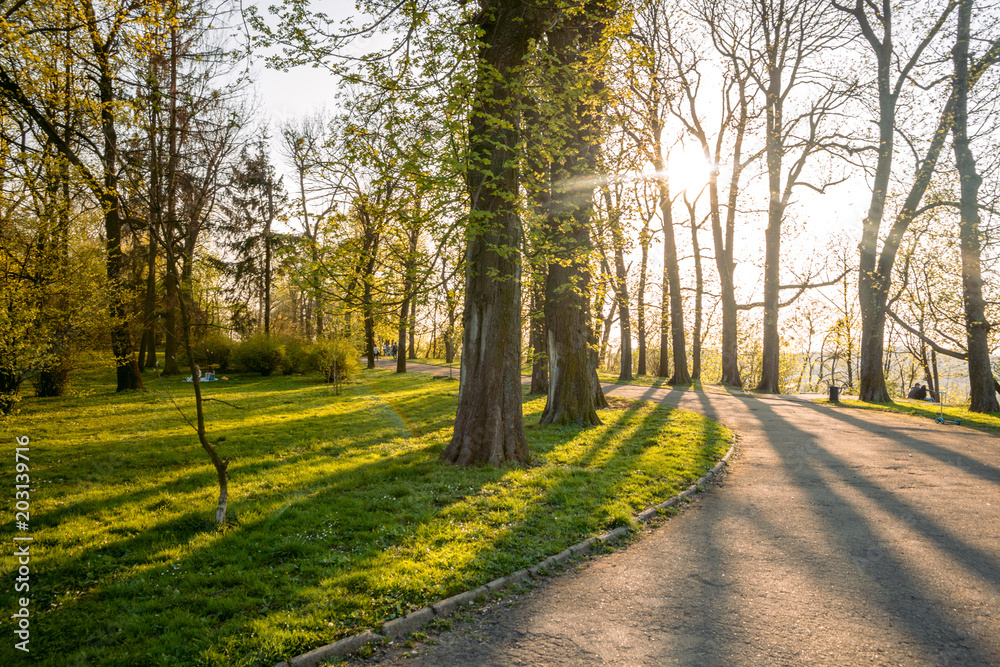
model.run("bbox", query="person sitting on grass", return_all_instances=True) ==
[907,383,927,400]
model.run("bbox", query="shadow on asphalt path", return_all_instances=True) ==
[737,396,1000,664]
[365,365,1000,665]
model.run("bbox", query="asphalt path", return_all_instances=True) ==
[361,361,1000,665]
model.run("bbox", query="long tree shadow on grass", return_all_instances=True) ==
[11,427,499,664]
[10,383,388,536]
[5,374,729,667]
[462,394,730,592]
[3,372,556,665]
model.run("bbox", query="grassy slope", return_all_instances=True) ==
[816,398,1000,435]
[1,357,729,666]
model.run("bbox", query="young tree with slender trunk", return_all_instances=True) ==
[684,189,707,379]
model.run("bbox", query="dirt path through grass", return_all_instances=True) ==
[369,362,1000,665]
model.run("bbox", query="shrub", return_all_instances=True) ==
[313,338,358,391]
[0,369,22,414]
[195,333,234,372]
[0,391,20,415]
[235,334,285,376]
[32,354,72,397]
[280,336,314,375]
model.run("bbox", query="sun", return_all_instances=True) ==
[666,146,712,194]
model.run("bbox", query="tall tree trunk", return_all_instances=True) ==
[529,273,548,394]
[838,1,963,402]
[607,202,632,382]
[141,232,158,370]
[397,294,410,372]
[442,0,546,465]
[95,25,141,391]
[162,254,182,374]
[408,298,417,360]
[655,172,689,385]
[362,243,377,370]
[658,254,670,378]
[687,196,703,379]
[162,21,183,375]
[757,66,784,393]
[398,224,420,373]
[600,293,617,368]
[540,8,610,425]
[264,180,274,336]
[689,70,748,387]
[143,64,161,371]
[952,0,999,412]
[636,221,650,376]
[441,259,459,365]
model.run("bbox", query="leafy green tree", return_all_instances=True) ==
[217,138,288,337]
[0,0,149,390]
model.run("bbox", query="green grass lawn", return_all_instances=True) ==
[413,357,700,391]
[816,398,1000,435]
[1,356,730,666]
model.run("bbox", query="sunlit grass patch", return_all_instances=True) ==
[1,360,729,666]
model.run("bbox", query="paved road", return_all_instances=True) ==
[364,362,1000,665]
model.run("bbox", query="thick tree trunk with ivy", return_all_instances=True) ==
[441,0,546,466]
[542,214,605,425]
[952,0,999,413]
[539,6,611,426]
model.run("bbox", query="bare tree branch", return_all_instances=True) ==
[885,308,968,361]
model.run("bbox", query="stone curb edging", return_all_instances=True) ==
[274,441,736,667]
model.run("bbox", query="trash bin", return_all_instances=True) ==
[828,385,840,402]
